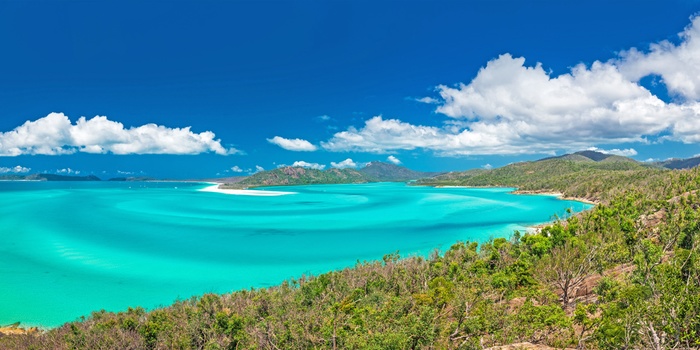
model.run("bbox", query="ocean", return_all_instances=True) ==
[0,181,591,327]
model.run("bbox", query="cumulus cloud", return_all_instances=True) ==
[316,16,700,156]
[316,115,331,121]
[231,166,244,173]
[291,161,326,170]
[267,136,318,151]
[387,155,401,164]
[0,113,239,156]
[0,165,30,173]
[57,168,80,175]
[330,158,358,169]
[586,147,638,157]
[482,164,493,170]
[618,15,700,100]
[254,165,265,173]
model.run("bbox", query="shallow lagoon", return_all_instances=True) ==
[0,181,591,327]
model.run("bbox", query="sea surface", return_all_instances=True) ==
[0,181,592,327]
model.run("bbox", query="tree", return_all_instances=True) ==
[536,242,598,308]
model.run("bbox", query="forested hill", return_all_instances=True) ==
[358,161,441,182]
[224,162,435,188]
[656,155,700,169]
[232,166,368,187]
[417,150,663,203]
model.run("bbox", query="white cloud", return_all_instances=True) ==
[316,115,331,121]
[330,158,358,169]
[267,136,318,151]
[291,161,326,170]
[434,54,680,147]
[254,165,265,174]
[0,165,30,173]
[415,97,439,104]
[57,168,80,175]
[586,147,638,157]
[0,113,239,156]
[482,164,493,170]
[387,155,401,164]
[618,15,700,100]
[321,52,700,155]
[231,166,243,173]
[287,16,700,156]
[117,170,134,175]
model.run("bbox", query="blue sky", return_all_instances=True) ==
[1,0,700,178]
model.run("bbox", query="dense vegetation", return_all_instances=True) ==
[226,167,369,188]
[3,157,700,349]
[358,162,439,182]
[417,151,665,203]
[223,162,433,189]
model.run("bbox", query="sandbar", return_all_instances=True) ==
[199,184,295,196]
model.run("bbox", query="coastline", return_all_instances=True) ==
[430,185,598,205]
[198,184,296,196]
[511,189,598,205]
[0,324,37,336]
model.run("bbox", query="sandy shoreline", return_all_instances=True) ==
[511,190,598,205]
[433,185,598,205]
[198,184,296,196]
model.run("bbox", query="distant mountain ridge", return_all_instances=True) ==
[222,161,437,188]
[541,150,640,164]
[227,167,367,188]
[358,161,440,182]
[0,173,102,181]
[656,156,700,169]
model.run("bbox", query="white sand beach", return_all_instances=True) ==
[199,184,296,196]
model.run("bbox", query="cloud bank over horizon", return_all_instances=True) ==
[0,165,30,173]
[319,15,700,156]
[0,113,238,156]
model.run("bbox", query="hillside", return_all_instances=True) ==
[4,165,700,349]
[228,166,368,188]
[657,155,700,169]
[418,151,659,202]
[358,161,439,182]
[223,162,435,188]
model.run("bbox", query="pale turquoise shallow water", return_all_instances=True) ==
[0,181,591,327]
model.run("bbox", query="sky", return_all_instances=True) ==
[2,0,700,179]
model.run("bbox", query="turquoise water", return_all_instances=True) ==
[0,181,591,327]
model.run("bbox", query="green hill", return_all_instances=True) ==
[230,166,368,188]
[417,151,659,202]
[358,161,439,182]
[223,162,437,188]
[657,155,700,169]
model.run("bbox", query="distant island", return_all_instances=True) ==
[219,161,441,189]
[0,173,102,182]
[3,153,697,189]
